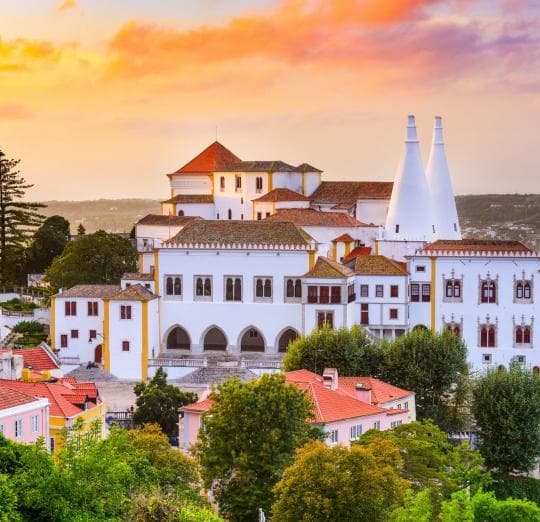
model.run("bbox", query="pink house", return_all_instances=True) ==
[0,385,50,447]
[180,368,415,450]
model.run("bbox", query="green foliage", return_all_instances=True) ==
[272,439,408,522]
[390,489,433,522]
[133,367,197,437]
[0,474,20,522]
[12,320,44,334]
[194,373,315,522]
[357,421,490,512]
[76,223,85,236]
[45,229,137,291]
[25,215,70,274]
[381,329,470,432]
[0,298,38,312]
[472,364,540,473]
[0,149,45,284]
[488,473,540,504]
[283,325,384,376]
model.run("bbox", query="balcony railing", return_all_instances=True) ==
[149,358,207,368]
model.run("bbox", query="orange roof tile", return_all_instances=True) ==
[252,188,310,203]
[343,246,372,262]
[172,141,241,174]
[109,284,157,302]
[12,347,59,372]
[353,255,408,276]
[422,239,533,254]
[337,377,413,405]
[137,214,202,226]
[310,181,393,204]
[265,208,371,227]
[0,385,42,410]
[181,398,213,413]
[303,256,355,278]
[332,233,354,243]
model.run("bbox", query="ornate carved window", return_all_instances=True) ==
[478,315,497,348]
[479,274,498,305]
[513,273,534,304]
[513,316,534,348]
[443,271,463,303]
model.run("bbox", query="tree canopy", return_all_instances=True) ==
[132,367,197,437]
[193,373,316,522]
[25,215,70,274]
[45,229,137,291]
[472,364,540,474]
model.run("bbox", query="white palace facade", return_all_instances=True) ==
[51,116,539,380]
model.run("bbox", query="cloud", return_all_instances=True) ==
[0,104,32,119]
[57,0,77,12]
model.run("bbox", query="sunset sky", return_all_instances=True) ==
[1,0,539,201]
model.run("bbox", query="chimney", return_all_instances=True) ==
[322,368,338,390]
[355,382,372,404]
[385,115,436,242]
[426,116,461,240]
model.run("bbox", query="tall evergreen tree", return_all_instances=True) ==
[77,223,86,236]
[0,149,44,284]
[26,215,70,273]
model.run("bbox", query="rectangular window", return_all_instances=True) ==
[64,301,77,316]
[350,424,363,441]
[165,276,182,297]
[70,329,79,339]
[220,176,225,191]
[14,419,22,438]
[285,278,302,302]
[319,286,330,304]
[265,212,271,218]
[360,303,369,325]
[360,284,368,297]
[375,285,383,298]
[31,415,39,433]
[390,285,399,298]
[330,286,341,304]
[390,420,403,429]
[254,277,273,301]
[225,277,242,302]
[404,401,409,410]
[89,330,97,340]
[120,305,132,320]
[235,175,242,191]
[122,341,130,352]
[328,429,339,444]
[421,284,431,302]
[410,284,420,302]
[307,286,318,303]
[372,420,380,430]
[389,308,398,320]
[347,284,355,303]
[416,266,425,272]
[317,311,334,329]
[256,176,263,192]
[87,301,99,316]
[60,334,68,348]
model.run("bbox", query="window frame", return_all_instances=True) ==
[219,175,225,191]
[375,285,384,298]
[284,278,302,302]
[164,275,183,300]
[122,340,130,352]
[87,301,99,316]
[224,276,243,302]
[317,310,334,329]
[360,284,369,298]
[120,305,132,320]
[254,277,273,303]
[14,419,23,439]
[390,285,399,298]
[31,414,39,434]
[421,284,431,302]
[389,308,398,320]
[194,275,213,301]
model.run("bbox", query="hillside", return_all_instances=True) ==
[39,195,540,248]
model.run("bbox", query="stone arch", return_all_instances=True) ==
[276,328,300,353]
[202,326,228,351]
[165,325,191,350]
[239,326,266,352]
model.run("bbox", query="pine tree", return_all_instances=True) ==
[0,149,45,284]
[77,223,86,236]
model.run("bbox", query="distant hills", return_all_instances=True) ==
[39,194,540,249]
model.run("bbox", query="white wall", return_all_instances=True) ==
[376,239,426,262]
[170,175,212,195]
[356,199,389,226]
[174,203,214,219]
[302,226,379,258]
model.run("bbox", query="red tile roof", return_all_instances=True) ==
[181,398,213,413]
[353,255,408,275]
[265,208,371,227]
[332,233,354,243]
[0,385,42,410]
[161,195,214,204]
[303,256,355,278]
[252,188,310,203]
[12,347,59,372]
[343,246,372,262]
[0,379,100,418]
[172,141,241,174]
[109,284,157,302]
[338,377,413,405]
[421,239,533,254]
[310,181,393,204]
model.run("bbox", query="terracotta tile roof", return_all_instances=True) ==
[172,141,241,174]
[296,163,322,173]
[338,377,413,405]
[252,188,310,203]
[161,195,214,204]
[166,220,314,248]
[332,233,354,243]
[110,284,157,301]
[122,273,154,281]
[265,208,370,227]
[353,255,408,276]
[55,285,120,299]
[219,160,296,172]
[310,181,393,204]
[137,214,202,226]
[304,256,354,278]
[421,239,533,254]
[343,246,372,262]
[0,385,42,410]
[180,398,213,413]
[0,379,101,418]
[13,347,59,371]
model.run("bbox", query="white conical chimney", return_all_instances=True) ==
[385,115,436,241]
[426,116,461,240]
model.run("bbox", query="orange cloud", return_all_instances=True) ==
[0,104,31,119]
[57,0,77,12]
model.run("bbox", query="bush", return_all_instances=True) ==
[0,299,38,312]
[12,321,44,334]
[489,474,540,504]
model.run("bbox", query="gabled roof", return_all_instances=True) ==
[166,220,314,249]
[161,194,214,204]
[122,273,154,281]
[296,163,322,173]
[218,160,296,172]
[310,181,394,204]
[137,214,202,226]
[338,377,413,405]
[353,255,408,276]
[55,285,120,299]
[0,385,43,411]
[110,284,157,301]
[421,239,533,254]
[181,398,213,413]
[304,256,354,279]
[265,208,370,227]
[252,188,310,203]
[332,233,354,243]
[13,347,60,372]
[172,141,241,175]
[343,246,372,262]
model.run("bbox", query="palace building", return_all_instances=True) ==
[51,116,539,380]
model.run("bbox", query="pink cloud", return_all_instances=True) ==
[0,104,32,119]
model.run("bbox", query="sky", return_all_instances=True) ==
[1,0,539,201]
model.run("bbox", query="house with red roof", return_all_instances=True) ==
[179,368,414,451]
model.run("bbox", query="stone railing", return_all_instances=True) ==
[149,358,207,368]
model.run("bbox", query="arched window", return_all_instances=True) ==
[481,281,496,303]
[524,283,531,299]
[256,279,264,297]
[286,279,294,298]
[454,281,461,298]
[166,327,190,350]
[278,329,299,352]
[446,281,453,298]
[264,279,272,298]
[294,279,301,298]
[166,277,173,295]
[204,278,211,296]
[226,278,234,301]
[228,209,232,220]
[178,209,184,216]
[240,328,265,352]
[524,327,531,344]
[516,327,523,344]
[234,278,242,301]
[488,327,496,347]
[196,277,204,296]
[480,327,488,347]
[203,327,227,351]
[174,277,181,295]
[516,282,524,299]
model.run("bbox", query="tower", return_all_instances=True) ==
[426,116,462,239]
[385,115,436,241]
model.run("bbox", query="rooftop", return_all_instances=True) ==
[219,160,297,172]
[166,220,314,249]
[161,194,214,204]
[265,208,370,227]
[172,141,241,175]
[0,385,43,411]
[304,256,355,279]
[110,284,158,301]
[13,346,59,372]
[421,239,533,254]
[343,246,372,262]
[352,255,408,276]
[252,188,310,203]
[332,233,354,243]
[55,285,120,299]
[310,181,394,205]
[136,214,202,226]
[122,273,154,281]
[338,377,413,405]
